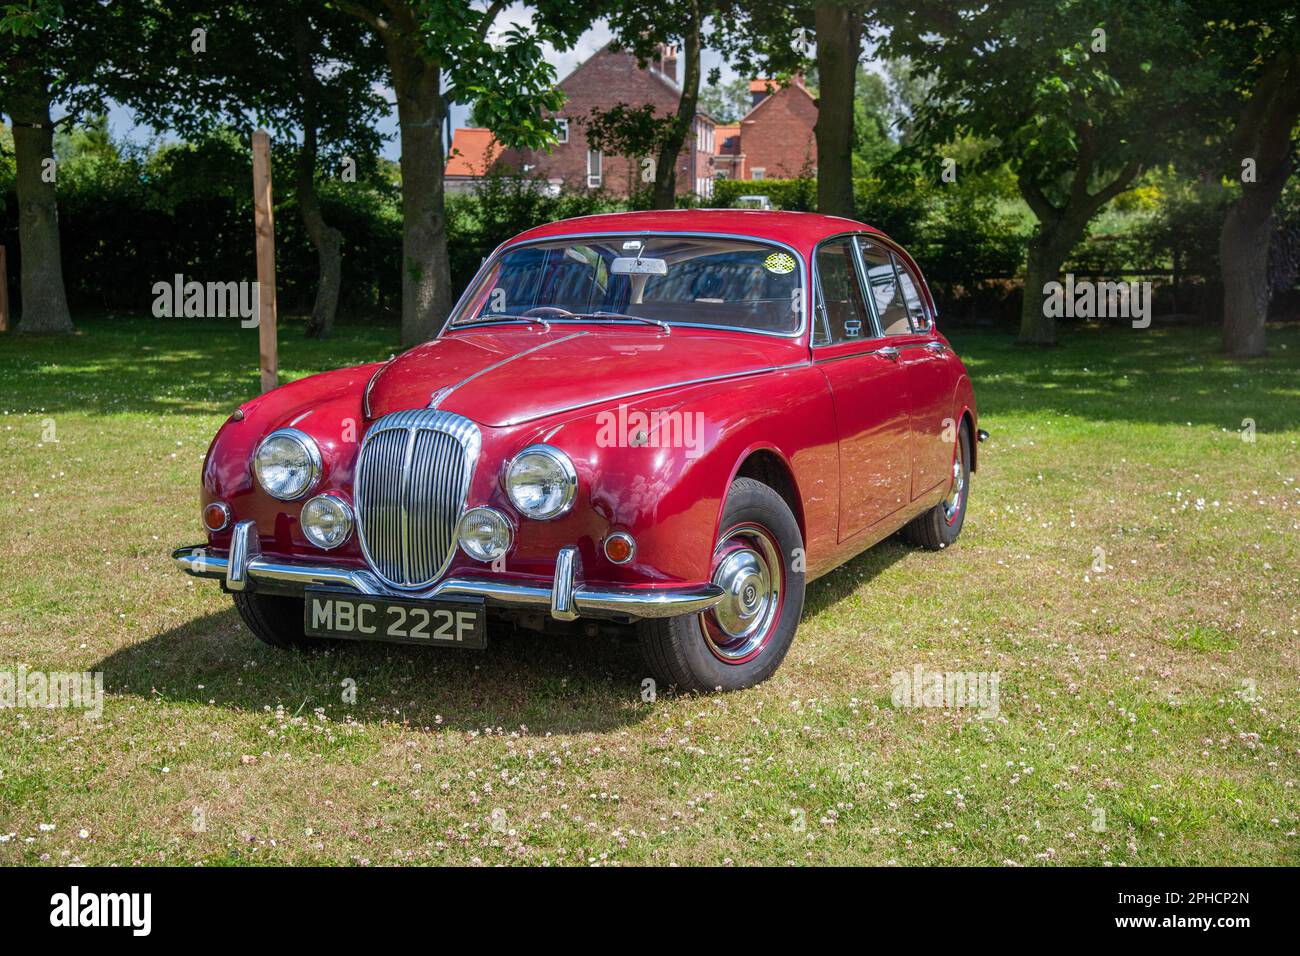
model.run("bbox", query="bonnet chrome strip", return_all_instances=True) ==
[430,331,588,408]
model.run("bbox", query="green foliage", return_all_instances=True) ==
[584,102,678,158]
[713,177,817,212]
[0,126,403,317]
[418,0,595,150]
[446,168,619,291]
[698,77,750,124]
[883,0,1214,236]
[714,170,1029,286]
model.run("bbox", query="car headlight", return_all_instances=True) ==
[300,493,353,550]
[457,506,513,562]
[254,428,321,500]
[505,444,577,519]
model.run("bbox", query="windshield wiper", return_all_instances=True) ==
[456,315,551,331]
[578,312,671,334]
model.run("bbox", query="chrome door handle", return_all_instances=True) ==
[875,346,900,361]
[925,341,947,355]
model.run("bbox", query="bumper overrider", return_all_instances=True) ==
[174,520,725,622]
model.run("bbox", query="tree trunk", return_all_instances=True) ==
[386,41,450,347]
[1018,229,1068,345]
[813,2,862,218]
[293,15,343,340]
[651,2,702,210]
[1219,197,1274,357]
[1017,156,1141,345]
[1218,53,1300,358]
[11,83,74,334]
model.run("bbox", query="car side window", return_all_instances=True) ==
[857,240,911,336]
[892,253,931,332]
[814,238,871,345]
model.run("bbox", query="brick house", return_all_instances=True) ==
[444,127,507,195]
[712,77,818,182]
[446,44,717,199]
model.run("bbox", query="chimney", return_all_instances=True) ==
[660,43,678,82]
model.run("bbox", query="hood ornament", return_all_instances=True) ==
[428,386,453,409]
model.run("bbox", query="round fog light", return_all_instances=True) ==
[301,494,353,550]
[203,501,231,533]
[458,507,513,562]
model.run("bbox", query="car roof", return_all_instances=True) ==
[507,208,888,252]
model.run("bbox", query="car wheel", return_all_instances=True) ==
[637,477,805,693]
[904,421,971,551]
[231,591,325,651]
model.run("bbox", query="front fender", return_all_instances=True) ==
[533,364,837,585]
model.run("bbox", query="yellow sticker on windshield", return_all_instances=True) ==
[763,252,796,275]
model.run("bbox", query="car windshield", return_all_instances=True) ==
[449,235,804,335]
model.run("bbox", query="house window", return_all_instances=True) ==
[555,118,568,144]
[751,167,766,180]
[587,150,603,188]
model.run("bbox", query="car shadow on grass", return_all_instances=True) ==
[98,537,912,733]
[95,606,654,735]
[802,536,913,618]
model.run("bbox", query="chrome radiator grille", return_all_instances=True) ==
[354,409,482,589]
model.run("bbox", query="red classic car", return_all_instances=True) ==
[175,209,983,691]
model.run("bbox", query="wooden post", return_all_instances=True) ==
[252,130,278,393]
[0,246,9,332]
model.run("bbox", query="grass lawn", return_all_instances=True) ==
[1,314,1297,866]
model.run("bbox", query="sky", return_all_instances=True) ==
[101,11,748,162]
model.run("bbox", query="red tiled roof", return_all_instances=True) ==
[714,124,741,155]
[445,128,502,177]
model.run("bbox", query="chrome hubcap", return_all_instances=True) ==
[943,442,966,523]
[704,523,783,663]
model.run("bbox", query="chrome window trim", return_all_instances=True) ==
[864,234,936,330]
[440,230,810,340]
[810,231,940,349]
[810,231,879,348]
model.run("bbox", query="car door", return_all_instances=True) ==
[812,235,912,542]
[859,240,955,500]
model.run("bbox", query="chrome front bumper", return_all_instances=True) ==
[174,521,723,622]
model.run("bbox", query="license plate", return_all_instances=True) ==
[304,591,486,648]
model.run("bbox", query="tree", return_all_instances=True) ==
[0,1,130,333]
[812,2,869,216]
[602,0,712,209]
[713,1,871,215]
[336,0,590,345]
[1195,3,1300,358]
[806,62,896,176]
[121,1,389,340]
[583,102,678,203]
[887,0,1208,345]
